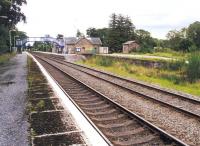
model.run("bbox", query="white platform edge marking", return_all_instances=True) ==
[27,52,109,146]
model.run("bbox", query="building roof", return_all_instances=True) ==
[87,37,102,45]
[65,37,102,45]
[65,37,77,45]
[123,40,137,45]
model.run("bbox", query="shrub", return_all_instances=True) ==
[138,46,154,53]
[0,53,16,64]
[189,45,199,52]
[166,60,185,71]
[95,56,114,67]
[186,52,200,82]
[154,47,172,52]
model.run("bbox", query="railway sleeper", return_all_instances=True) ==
[89,111,121,119]
[105,127,146,137]
[65,88,89,92]
[110,128,152,142]
[81,104,110,110]
[77,101,107,107]
[98,120,135,129]
[74,97,101,103]
[68,92,94,96]
[91,114,125,122]
[86,109,117,116]
[113,134,160,146]
[77,100,105,106]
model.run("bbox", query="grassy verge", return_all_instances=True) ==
[135,52,189,59]
[0,53,16,65]
[112,50,190,60]
[78,56,200,97]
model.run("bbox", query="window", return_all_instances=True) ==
[76,48,81,52]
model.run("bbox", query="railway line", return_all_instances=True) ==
[31,52,189,146]
[34,52,200,120]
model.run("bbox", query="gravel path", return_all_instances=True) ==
[0,53,29,146]
[45,58,200,146]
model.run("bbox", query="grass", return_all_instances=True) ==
[78,56,200,97]
[111,49,190,60]
[0,53,16,64]
[139,52,188,59]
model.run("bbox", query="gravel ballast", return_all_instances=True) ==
[43,58,200,146]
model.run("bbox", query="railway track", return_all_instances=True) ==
[34,52,200,120]
[31,53,188,146]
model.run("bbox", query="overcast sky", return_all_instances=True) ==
[17,0,200,39]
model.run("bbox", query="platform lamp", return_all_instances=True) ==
[9,29,17,52]
[14,35,19,48]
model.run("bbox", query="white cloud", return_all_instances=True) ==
[17,0,200,39]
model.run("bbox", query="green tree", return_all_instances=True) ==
[0,25,9,53]
[107,13,135,53]
[86,28,99,37]
[0,0,26,52]
[135,29,156,52]
[178,38,192,52]
[187,21,200,49]
[86,27,109,46]
[76,29,84,37]
[166,30,183,51]
[0,0,26,27]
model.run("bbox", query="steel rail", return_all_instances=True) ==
[33,53,189,146]
[37,53,200,119]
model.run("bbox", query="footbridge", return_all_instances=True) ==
[15,37,64,49]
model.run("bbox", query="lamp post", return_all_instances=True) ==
[14,35,19,48]
[9,29,17,52]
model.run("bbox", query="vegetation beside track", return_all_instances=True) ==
[78,55,200,96]
[126,49,189,60]
[0,53,16,65]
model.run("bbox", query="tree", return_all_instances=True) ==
[86,27,109,46]
[76,29,84,37]
[0,25,9,53]
[0,0,26,27]
[107,13,135,52]
[187,21,200,49]
[33,41,52,52]
[0,0,26,52]
[178,38,192,52]
[86,28,99,37]
[166,30,183,51]
[135,29,156,52]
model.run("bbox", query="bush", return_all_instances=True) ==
[186,52,200,82]
[95,56,114,67]
[0,53,15,64]
[189,45,200,52]
[154,47,172,52]
[138,46,154,53]
[166,60,185,71]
